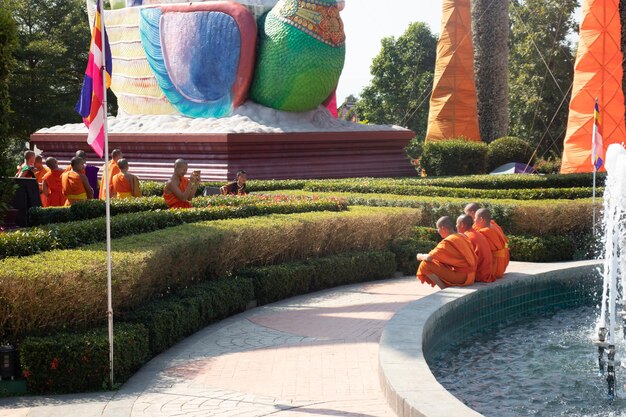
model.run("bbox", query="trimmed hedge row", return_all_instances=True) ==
[2,197,347,259]
[20,323,149,394]
[140,179,307,197]
[18,250,396,394]
[28,194,323,226]
[239,250,397,305]
[303,182,600,200]
[0,207,419,341]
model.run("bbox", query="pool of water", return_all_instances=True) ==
[431,305,626,417]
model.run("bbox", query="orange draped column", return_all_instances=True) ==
[561,0,626,173]
[425,0,480,142]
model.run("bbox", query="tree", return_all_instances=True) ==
[471,0,509,143]
[6,0,91,140]
[0,6,18,218]
[508,0,577,156]
[353,22,437,137]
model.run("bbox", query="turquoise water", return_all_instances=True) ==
[431,306,626,417]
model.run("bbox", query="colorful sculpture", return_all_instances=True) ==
[87,0,346,117]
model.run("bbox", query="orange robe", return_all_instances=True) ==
[99,161,120,200]
[35,167,50,206]
[61,171,88,206]
[417,233,477,287]
[42,169,66,207]
[163,177,193,209]
[111,173,133,199]
[490,220,510,266]
[476,226,509,279]
[464,229,495,283]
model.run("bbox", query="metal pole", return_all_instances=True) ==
[98,0,114,388]
[592,168,597,236]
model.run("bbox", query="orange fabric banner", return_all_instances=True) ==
[425,0,480,142]
[561,0,626,173]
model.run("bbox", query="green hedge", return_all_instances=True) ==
[123,278,254,355]
[486,136,535,172]
[19,323,149,394]
[2,197,347,259]
[303,182,599,200]
[0,207,418,342]
[239,251,397,305]
[418,139,488,176]
[140,180,308,197]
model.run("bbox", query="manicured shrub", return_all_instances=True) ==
[123,278,254,354]
[0,207,419,341]
[390,239,437,276]
[486,136,535,172]
[508,235,576,263]
[140,180,308,197]
[19,323,149,394]
[418,139,488,176]
[4,197,347,259]
[238,251,397,305]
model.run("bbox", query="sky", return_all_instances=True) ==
[336,1,583,106]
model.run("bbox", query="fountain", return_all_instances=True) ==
[593,143,626,400]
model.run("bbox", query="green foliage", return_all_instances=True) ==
[535,156,563,174]
[508,0,577,155]
[472,0,509,142]
[19,323,149,394]
[508,234,575,262]
[417,139,488,176]
[6,0,98,140]
[353,22,436,137]
[486,136,535,172]
[0,7,19,219]
[0,207,418,341]
[390,238,437,276]
[140,180,308,197]
[238,251,396,305]
[4,196,347,258]
[123,278,254,355]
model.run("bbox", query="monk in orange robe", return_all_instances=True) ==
[457,214,495,283]
[99,149,123,199]
[163,159,200,209]
[42,157,67,207]
[474,208,509,279]
[61,156,94,206]
[111,159,141,199]
[34,155,50,206]
[416,216,477,289]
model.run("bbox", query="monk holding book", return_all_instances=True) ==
[416,216,477,289]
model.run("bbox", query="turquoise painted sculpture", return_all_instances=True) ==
[88,0,346,117]
[249,0,346,112]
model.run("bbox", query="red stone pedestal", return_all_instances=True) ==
[30,130,416,181]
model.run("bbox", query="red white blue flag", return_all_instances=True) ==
[592,99,604,171]
[75,0,112,158]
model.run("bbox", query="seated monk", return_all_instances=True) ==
[474,208,510,279]
[220,170,247,195]
[42,157,67,207]
[416,216,477,289]
[111,159,141,199]
[163,159,200,209]
[457,214,495,283]
[464,202,507,238]
[99,149,123,200]
[61,156,94,206]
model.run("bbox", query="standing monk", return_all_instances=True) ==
[163,159,200,209]
[416,216,477,289]
[474,208,509,279]
[99,149,123,199]
[34,155,50,206]
[457,214,495,283]
[61,157,94,206]
[111,159,141,198]
[15,150,36,178]
[42,158,66,207]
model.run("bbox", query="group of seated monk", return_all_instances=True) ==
[16,148,142,207]
[416,203,510,289]
[163,160,248,209]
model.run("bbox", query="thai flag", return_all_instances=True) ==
[75,0,112,158]
[592,100,604,171]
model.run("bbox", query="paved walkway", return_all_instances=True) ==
[0,277,437,417]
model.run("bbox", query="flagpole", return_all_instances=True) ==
[592,98,598,237]
[592,167,597,236]
[98,0,114,388]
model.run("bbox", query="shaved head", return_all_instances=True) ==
[464,203,480,216]
[174,159,188,168]
[436,216,455,234]
[76,150,87,160]
[117,158,129,171]
[476,208,492,223]
[456,214,474,233]
[45,157,58,170]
